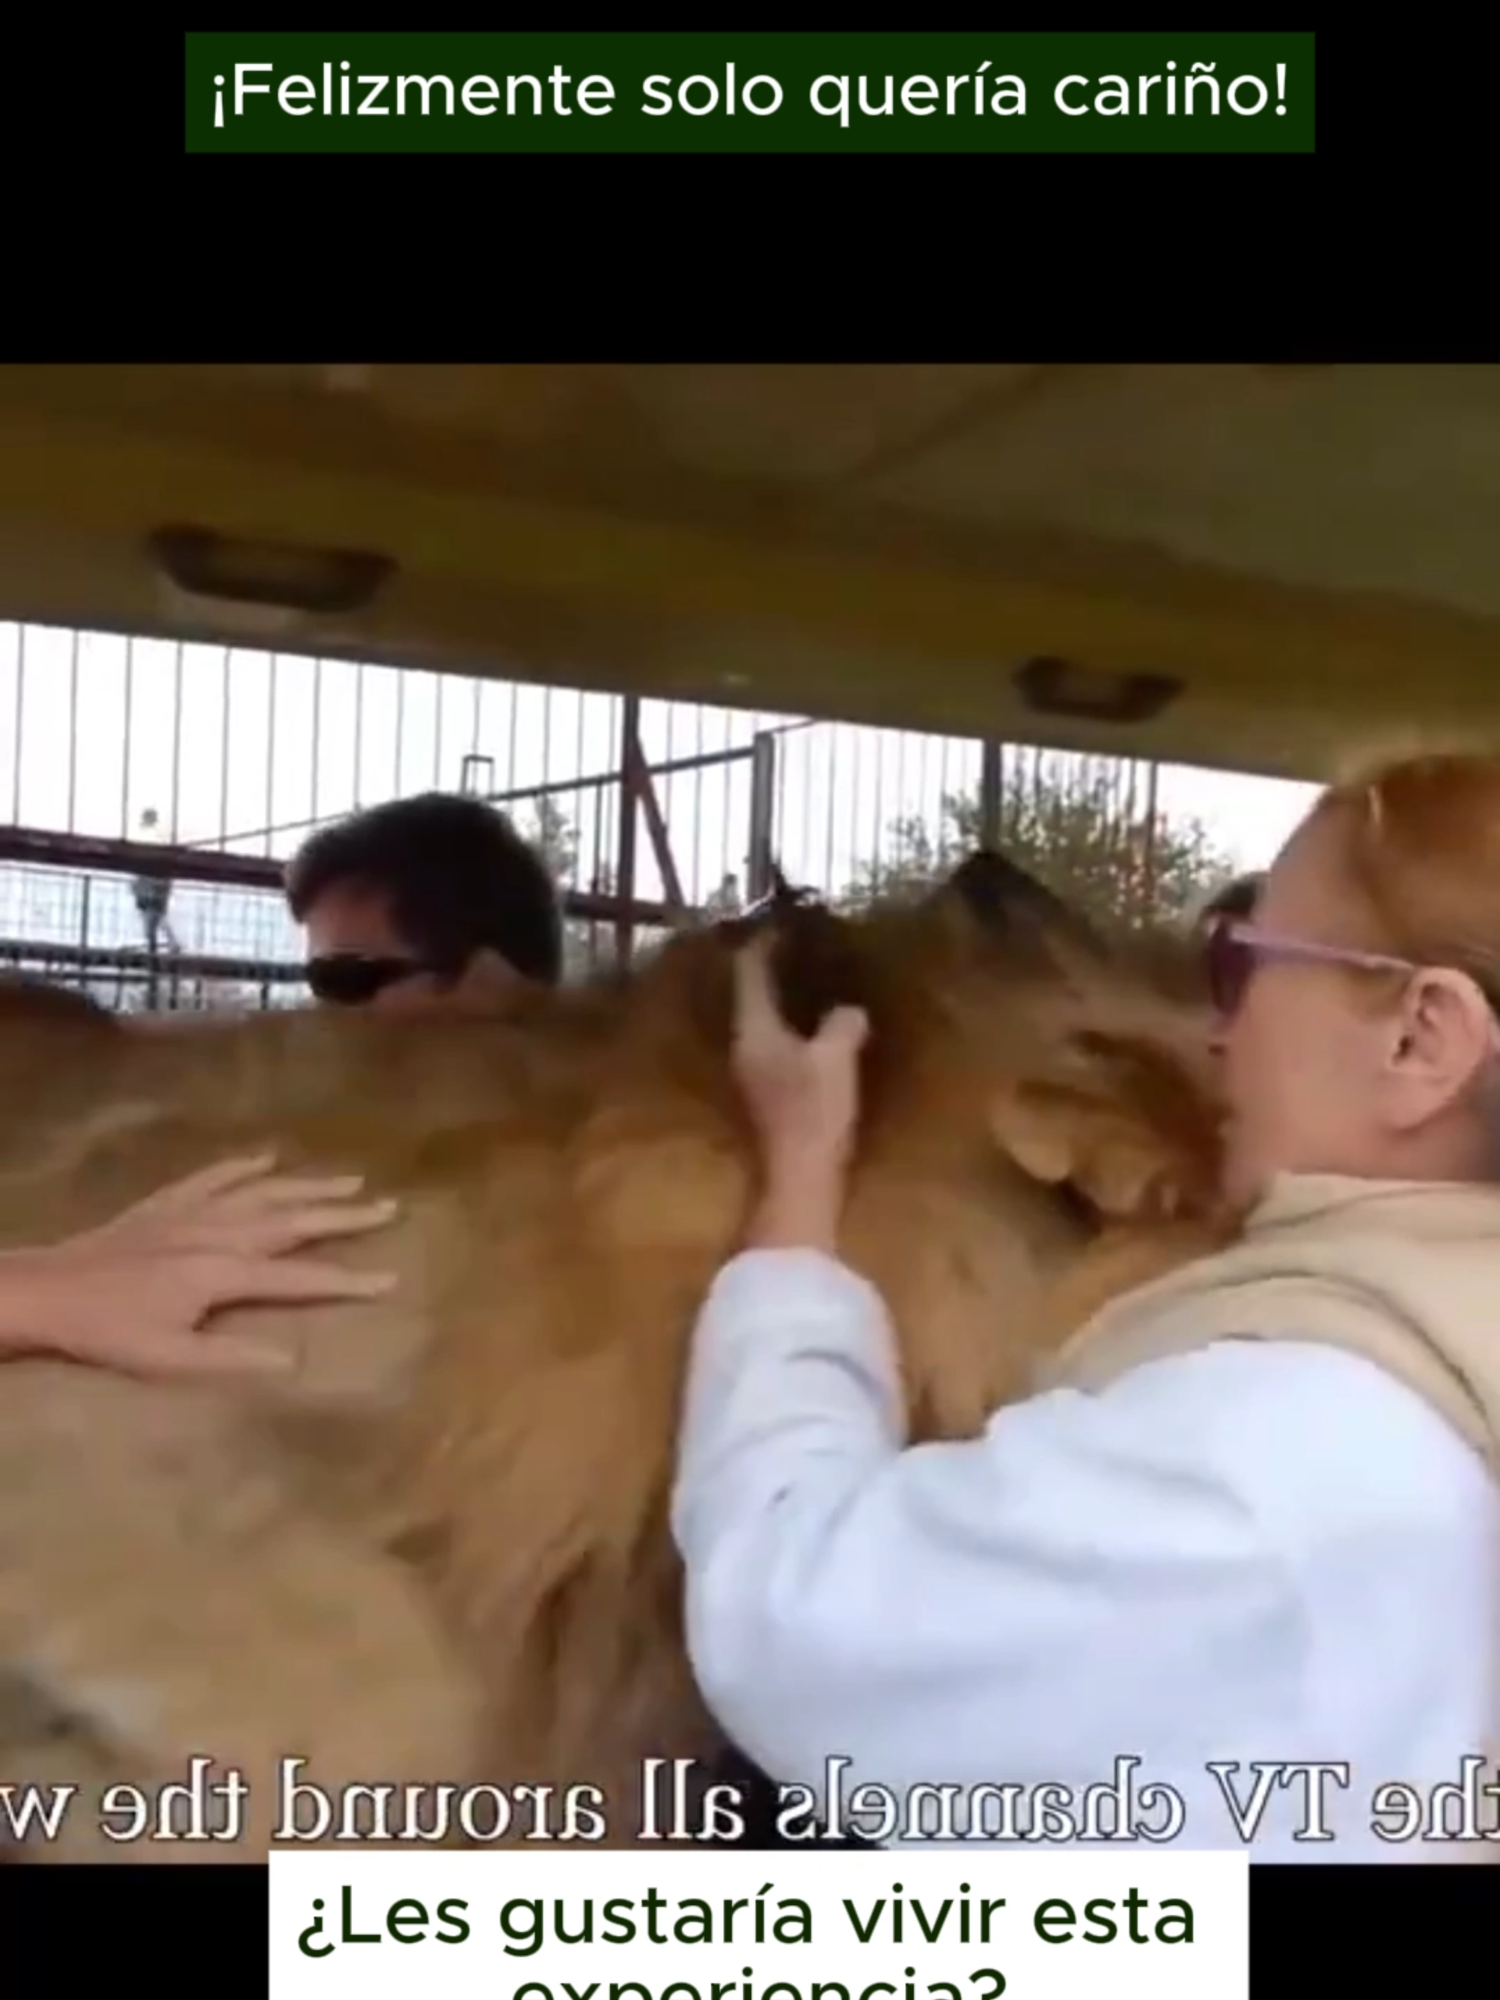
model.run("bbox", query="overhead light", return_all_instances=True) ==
[152,581,307,639]
[1013,655,1180,724]
[146,526,394,616]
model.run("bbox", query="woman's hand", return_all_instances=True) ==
[731,934,868,1251]
[0,1152,400,1378]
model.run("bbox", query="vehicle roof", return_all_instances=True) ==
[2,363,1495,779]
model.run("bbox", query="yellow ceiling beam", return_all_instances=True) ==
[1,403,1492,694]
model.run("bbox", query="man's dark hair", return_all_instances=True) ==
[285,792,563,986]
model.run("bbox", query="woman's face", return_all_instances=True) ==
[1218,810,1497,1205]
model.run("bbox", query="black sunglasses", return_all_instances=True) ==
[305,953,449,1006]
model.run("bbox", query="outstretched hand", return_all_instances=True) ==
[0,1152,400,1378]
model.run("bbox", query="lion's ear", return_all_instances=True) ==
[991,1081,1185,1218]
[990,1027,1224,1225]
[987,1082,1082,1186]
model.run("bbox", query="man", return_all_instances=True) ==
[132,808,179,956]
[703,872,743,918]
[285,792,563,1011]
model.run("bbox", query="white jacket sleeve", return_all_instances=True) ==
[670,1247,1312,1817]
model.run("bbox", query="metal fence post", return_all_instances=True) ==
[747,729,778,900]
[614,697,641,967]
[978,737,1005,848]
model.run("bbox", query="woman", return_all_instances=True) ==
[0,1154,397,1374]
[671,750,1500,1859]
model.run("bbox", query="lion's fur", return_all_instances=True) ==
[0,859,1235,1857]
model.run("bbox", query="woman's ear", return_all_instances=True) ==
[1388,967,1499,1117]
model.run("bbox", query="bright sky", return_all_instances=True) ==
[0,619,1319,962]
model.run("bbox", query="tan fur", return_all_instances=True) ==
[0,867,1231,1858]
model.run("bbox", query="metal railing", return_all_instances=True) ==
[0,616,1194,1008]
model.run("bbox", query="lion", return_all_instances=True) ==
[0,852,1233,1858]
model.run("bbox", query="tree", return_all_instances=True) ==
[518,794,579,885]
[513,794,615,977]
[839,754,1233,927]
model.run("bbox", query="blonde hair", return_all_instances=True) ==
[1314,750,1500,1007]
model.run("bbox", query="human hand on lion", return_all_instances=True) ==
[0,1152,398,1376]
[731,934,868,1253]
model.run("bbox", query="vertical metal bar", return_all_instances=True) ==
[821,724,837,893]
[614,695,641,967]
[660,698,677,901]
[572,690,588,887]
[310,656,324,827]
[923,733,937,864]
[718,711,735,895]
[978,738,1004,848]
[11,626,24,823]
[169,640,185,841]
[869,726,888,878]
[121,636,135,836]
[691,705,707,902]
[1142,758,1160,915]
[796,727,813,883]
[353,662,366,806]
[217,647,232,846]
[844,726,862,889]
[265,652,279,855]
[624,720,685,915]
[1119,759,1134,910]
[65,629,80,832]
[747,729,777,900]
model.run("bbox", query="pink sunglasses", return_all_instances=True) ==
[1204,917,1417,1018]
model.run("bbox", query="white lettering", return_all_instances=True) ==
[235,62,273,116]
[742,74,782,115]
[810,73,850,126]
[395,74,455,116]
[277,74,315,115]
[1055,74,1088,114]
[1228,73,1269,113]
